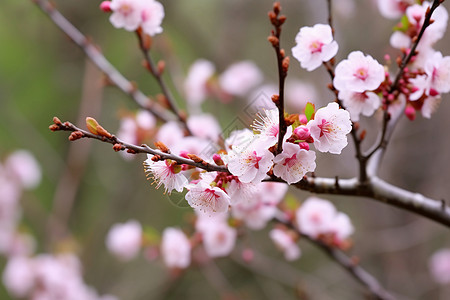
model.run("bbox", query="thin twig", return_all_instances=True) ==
[268,2,288,154]
[135,31,192,135]
[365,0,443,162]
[50,118,228,173]
[32,0,175,123]
[52,116,450,227]
[275,215,396,300]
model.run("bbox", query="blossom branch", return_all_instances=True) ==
[135,30,192,135]
[268,2,289,154]
[32,0,175,123]
[275,215,396,300]
[365,0,443,162]
[49,117,228,173]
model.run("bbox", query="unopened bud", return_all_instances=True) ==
[113,143,124,152]
[157,60,165,75]
[154,141,170,153]
[53,116,62,125]
[298,114,308,124]
[273,2,281,14]
[298,142,309,151]
[69,131,84,141]
[187,154,203,163]
[267,35,279,47]
[294,126,310,140]
[429,88,439,97]
[271,94,280,104]
[49,124,59,131]
[242,248,254,263]
[213,154,224,166]
[405,104,416,121]
[359,130,367,141]
[282,56,290,73]
[99,1,112,12]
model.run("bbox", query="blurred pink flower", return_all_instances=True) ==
[219,61,263,97]
[106,220,142,261]
[161,228,191,269]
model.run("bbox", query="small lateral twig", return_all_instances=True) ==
[135,30,192,135]
[275,216,396,300]
[365,0,443,161]
[49,117,228,173]
[268,2,289,155]
[32,0,175,123]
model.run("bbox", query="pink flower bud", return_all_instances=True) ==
[405,105,416,121]
[298,114,308,124]
[179,151,190,159]
[429,88,439,97]
[299,142,310,150]
[213,154,224,165]
[242,248,254,263]
[294,125,310,140]
[99,1,112,12]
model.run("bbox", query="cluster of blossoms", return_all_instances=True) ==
[100,0,164,36]
[0,151,115,300]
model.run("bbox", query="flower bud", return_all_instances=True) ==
[298,142,310,150]
[99,1,112,13]
[294,125,310,140]
[405,104,416,121]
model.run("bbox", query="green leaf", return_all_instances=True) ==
[393,15,410,32]
[304,102,315,122]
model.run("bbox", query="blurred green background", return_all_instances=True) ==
[1,0,450,299]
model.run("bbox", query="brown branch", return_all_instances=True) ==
[365,0,443,162]
[274,215,396,300]
[31,0,175,123]
[268,2,288,154]
[49,118,229,173]
[135,31,192,135]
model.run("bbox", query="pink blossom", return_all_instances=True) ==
[136,110,156,130]
[231,182,287,230]
[226,179,258,205]
[273,142,316,184]
[170,136,212,161]
[409,75,429,101]
[226,142,274,184]
[105,220,142,261]
[377,0,413,19]
[2,256,34,298]
[429,248,450,284]
[144,157,188,194]
[201,222,237,258]
[424,51,450,94]
[161,227,191,269]
[5,150,41,189]
[269,228,301,261]
[219,61,263,97]
[306,102,352,154]
[140,0,164,36]
[156,121,184,149]
[184,59,215,106]
[185,181,231,214]
[339,90,381,121]
[109,0,144,31]
[296,197,336,238]
[421,96,441,119]
[292,24,338,71]
[330,212,354,243]
[334,51,385,93]
[187,113,222,142]
[293,125,311,141]
[224,128,256,151]
[252,109,280,148]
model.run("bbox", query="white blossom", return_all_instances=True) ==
[292,24,338,71]
[144,156,188,194]
[339,90,381,121]
[334,51,385,93]
[105,220,142,261]
[161,228,191,269]
[306,102,352,154]
[185,181,230,214]
[273,142,316,184]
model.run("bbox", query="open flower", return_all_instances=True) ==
[292,24,339,71]
[185,181,231,214]
[226,139,274,184]
[144,156,188,194]
[273,142,316,184]
[339,90,381,121]
[306,102,352,154]
[424,51,450,94]
[140,0,164,36]
[184,59,215,106]
[161,228,191,269]
[269,228,301,261]
[252,109,280,148]
[334,51,385,93]
[105,220,142,261]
